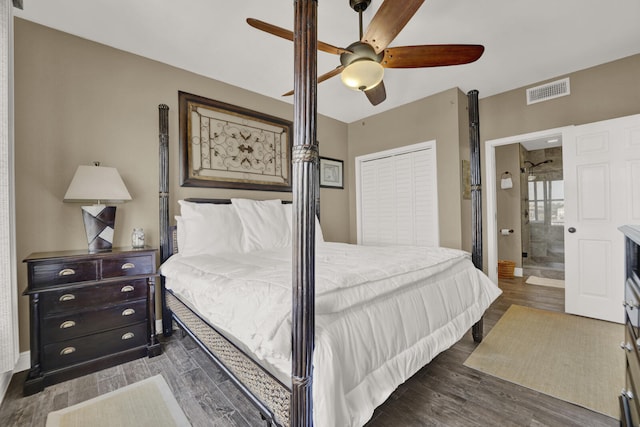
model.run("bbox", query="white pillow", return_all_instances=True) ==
[283,203,325,243]
[231,198,291,251]
[176,200,245,256]
[175,215,186,253]
[179,199,231,219]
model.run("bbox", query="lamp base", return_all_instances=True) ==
[81,205,116,252]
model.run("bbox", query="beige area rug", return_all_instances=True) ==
[526,275,565,288]
[46,375,191,427]
[464,305,623,418]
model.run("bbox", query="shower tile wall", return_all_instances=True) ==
[521,146,565,280]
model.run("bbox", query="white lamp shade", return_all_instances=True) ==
[341,59,384,91]
[64,165,132,203]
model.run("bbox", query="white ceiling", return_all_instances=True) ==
[14,0,640,123]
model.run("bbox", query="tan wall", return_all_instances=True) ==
[479,53,640,270]
[495,144,522,267]
[346,87,466,249]
[13,19,348,352]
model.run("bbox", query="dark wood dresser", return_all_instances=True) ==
[22,247,161,395]
[620,225,640,426]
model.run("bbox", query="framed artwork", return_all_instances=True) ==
[179,91,293,191]
[319,157,344,189]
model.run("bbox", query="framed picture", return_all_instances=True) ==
[319,157,344,189]
[179,91,293,191]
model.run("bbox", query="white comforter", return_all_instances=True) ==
[160,242,501,427]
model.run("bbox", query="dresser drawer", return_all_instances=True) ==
[621,392,633,427]
[626,322,640,380]
[625,278,640,335]
[40,279,148,315]
[625,321,640,424]
[102,254,154,278]
[626,367,640,426]
[42,299,147,343]
[42,322,147,371]
[30,260,98,288]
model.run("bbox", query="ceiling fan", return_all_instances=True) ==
[247,0,484,106]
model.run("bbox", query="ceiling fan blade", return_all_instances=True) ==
[282,66,345,96]
[364,81,386,106]
[382,44,484,68]
[318,65,345,83]
[247,18,350,55]
[362,0,425,54]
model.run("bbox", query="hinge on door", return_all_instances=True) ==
[13,0,23,10]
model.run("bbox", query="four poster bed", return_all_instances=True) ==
[157,101,500,426]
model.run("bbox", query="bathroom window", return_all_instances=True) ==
[528,179,564,225]
[549,180,564,225]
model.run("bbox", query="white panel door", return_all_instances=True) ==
[564,114,640,323]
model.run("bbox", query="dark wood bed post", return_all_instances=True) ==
[158,104,172,337]
[292,1,318,426]
[468,90,484,343]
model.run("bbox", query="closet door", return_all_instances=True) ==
[357,143,438,247]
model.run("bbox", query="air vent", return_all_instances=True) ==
[526,78,570,105]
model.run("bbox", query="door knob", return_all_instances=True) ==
[568,227,576,233]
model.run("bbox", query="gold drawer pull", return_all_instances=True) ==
[58,268,76,277]
[120,285,135,293]
[59,294,76,302]
[59,320,76,329]
[122,308,135,316]
[121,262,135,270]
[60,347,76,355]
[121,332,135,340]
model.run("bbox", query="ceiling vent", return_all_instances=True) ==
[526,78,570,105]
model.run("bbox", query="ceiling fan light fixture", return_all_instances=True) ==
[340,59,384,91]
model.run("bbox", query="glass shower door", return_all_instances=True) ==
[526,177,565,278]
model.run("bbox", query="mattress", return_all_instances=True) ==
[160,242,501,427]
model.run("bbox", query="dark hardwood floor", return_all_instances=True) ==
[0,278,617,426]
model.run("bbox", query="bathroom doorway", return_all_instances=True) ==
[520,145,565,281]
[493,133,565,287]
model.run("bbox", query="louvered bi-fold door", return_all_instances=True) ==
[358,145,438,247]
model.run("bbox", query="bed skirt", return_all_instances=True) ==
[165,291,291,426]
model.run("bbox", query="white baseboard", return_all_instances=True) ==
[514,267,524,277]
[15,351,29,372]
[0,351,30,405]
[0,371,11,405]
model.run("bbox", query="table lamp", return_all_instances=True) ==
[64,162,132,252]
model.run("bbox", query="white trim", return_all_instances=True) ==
[0,351,29,405]
[0,0,19,375]
[0,371,10,404]
[15,351,29,372]
[355,140,439,246]
[485,126,573,283]
[355,140,437,163]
